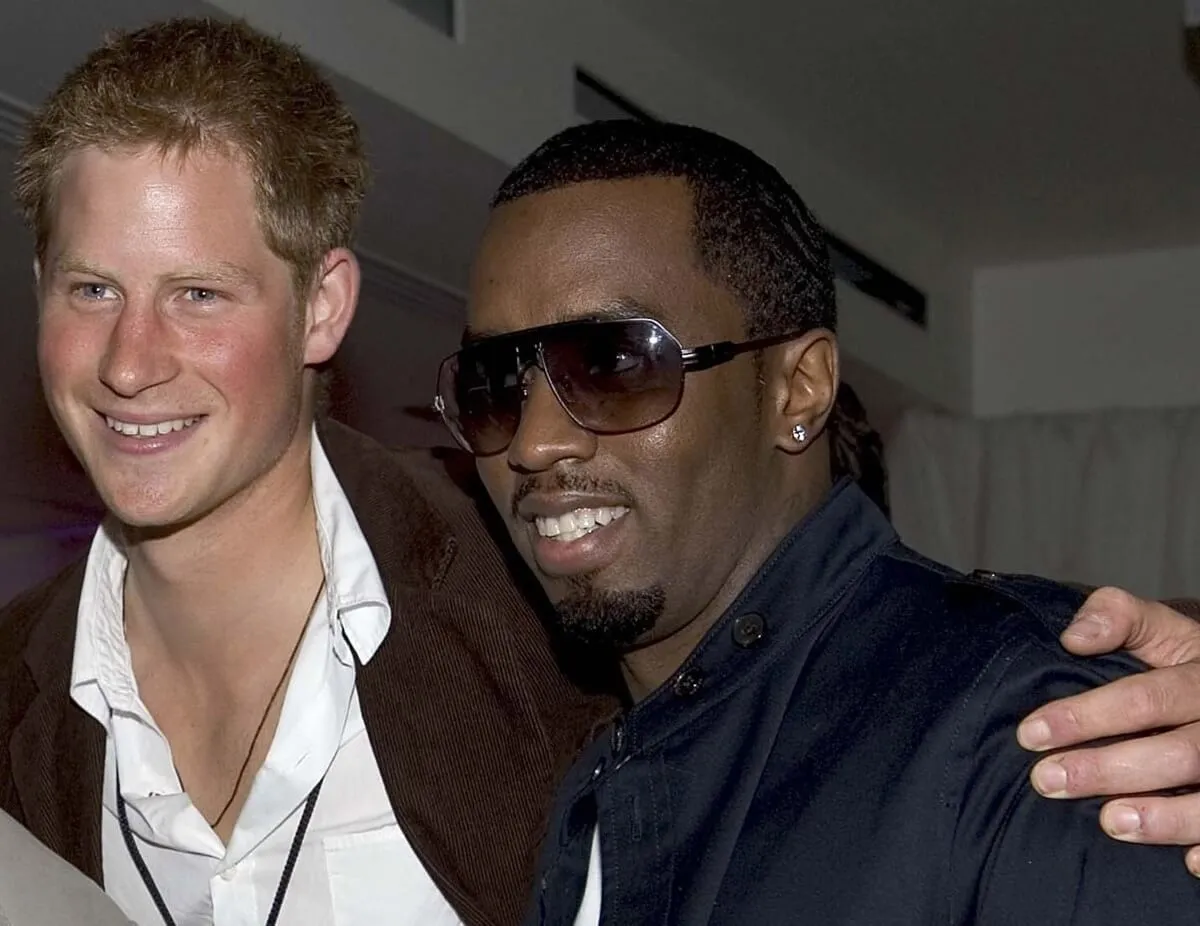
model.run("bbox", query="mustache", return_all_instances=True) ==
[511,470,634,519]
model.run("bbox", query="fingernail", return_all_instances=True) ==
[1105,804,1143,838]
[1187,849,1200,878]
[1018,717,1052,750]
[1031,760,1068,797]
[1063,613,1106,644]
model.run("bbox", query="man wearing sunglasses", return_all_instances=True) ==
[440,119,1200,923]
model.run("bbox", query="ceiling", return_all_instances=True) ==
[610,0,1200,264]
[5,0,1196,267]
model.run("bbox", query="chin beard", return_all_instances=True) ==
[551,579,666,649]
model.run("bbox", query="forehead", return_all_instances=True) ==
[44,145,264,258]
[468,176,740,341]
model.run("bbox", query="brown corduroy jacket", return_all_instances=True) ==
[0,419,618,926]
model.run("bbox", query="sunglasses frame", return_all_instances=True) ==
[434,316,809,455]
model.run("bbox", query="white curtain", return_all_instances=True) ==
[887,407,1200,599]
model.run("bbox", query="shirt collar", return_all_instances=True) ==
[70,521,133,725]
[310,425,392,663]
[623,479,897,747]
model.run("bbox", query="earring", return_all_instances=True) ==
[791,423,808,444]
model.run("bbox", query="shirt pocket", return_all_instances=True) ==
[323,826,465,926]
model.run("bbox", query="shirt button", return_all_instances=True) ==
[220,866,237,882]
[611,723,626,757]
[673,668,704,698]
[732,613,766,648]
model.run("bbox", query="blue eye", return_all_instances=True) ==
[184,288,220,304]
[73,283,117,301]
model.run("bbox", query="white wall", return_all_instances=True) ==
[207,0,974,414]
[973,244,1200,417]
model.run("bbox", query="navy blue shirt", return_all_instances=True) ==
[528,480,1200,924]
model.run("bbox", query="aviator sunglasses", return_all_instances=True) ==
[434,316,805,456]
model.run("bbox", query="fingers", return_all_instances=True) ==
[1028,725,1200,798]
[1019,663,1200,752]
[1059,587,1200,666]
[1024,587,1200,873]
[1094,792,1200,852]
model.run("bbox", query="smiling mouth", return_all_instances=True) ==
[534,506,630,543]
[104,415,203,438]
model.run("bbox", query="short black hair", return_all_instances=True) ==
[492,120,836,338]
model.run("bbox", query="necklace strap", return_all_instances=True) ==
[116,770,324,926]
[211,577,327,829]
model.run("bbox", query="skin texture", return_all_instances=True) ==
[35,144,358,837]
[469,176,836,700]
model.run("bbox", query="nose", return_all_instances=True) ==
[506,366,598,473]
[98,299,180,398]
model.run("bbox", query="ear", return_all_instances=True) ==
[766,329,839,454]
[303,248,360,365]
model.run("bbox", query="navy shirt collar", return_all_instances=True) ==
[616,478,897,754]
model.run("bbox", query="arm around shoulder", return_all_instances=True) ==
[963,637,1200,923]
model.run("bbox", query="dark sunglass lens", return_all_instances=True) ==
[543,320,684,433]
[437,349,523,455]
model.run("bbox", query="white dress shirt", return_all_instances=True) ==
[573,830,601,926]
[69,428,465,926]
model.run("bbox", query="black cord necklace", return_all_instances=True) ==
[116,773,324,926]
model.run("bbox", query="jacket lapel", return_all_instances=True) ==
[10,561,106,883]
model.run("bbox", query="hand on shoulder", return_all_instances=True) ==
[1019,587,1200,874]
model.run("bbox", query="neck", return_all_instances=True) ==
[121,430,324,689]
[620,458,833,703]
[619,614,717,702]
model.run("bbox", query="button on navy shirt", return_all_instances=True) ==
[528,480,1200,924]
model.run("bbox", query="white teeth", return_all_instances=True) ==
[535,506,629,542]
[105,415,201,437]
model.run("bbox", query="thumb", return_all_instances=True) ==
[1062,586,1200,668]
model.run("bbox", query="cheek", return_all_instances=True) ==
[188,318,301,400]
[636,377,764,516]
[37,312,99,394]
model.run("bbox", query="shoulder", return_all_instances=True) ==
[388,444,503,541]
[317,418,499,550]
[862,546,1140,677]
[829,546,1147,778]
[0,560,85,680]
[849,552,1200,920]
[0,561,84,815]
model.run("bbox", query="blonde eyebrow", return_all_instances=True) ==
[49,255,262,292]
[49,255,115,279]
[164,262,262,291]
